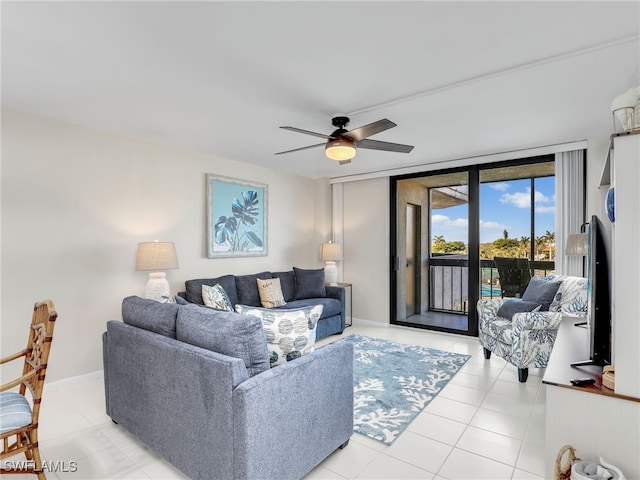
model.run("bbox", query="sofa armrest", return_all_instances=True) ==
[325,285,346,303]
[232,340,353,480]
[325,284,346,328]
[511,310,563,337]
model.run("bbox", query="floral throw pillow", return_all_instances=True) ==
[256,277,286,308]
[202,284,233,312]
[235,304,323,367]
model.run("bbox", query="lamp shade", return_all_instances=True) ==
[136,241,179,271]
[325,138,356,161]
[320,242,343,261]
[565,233,588,256]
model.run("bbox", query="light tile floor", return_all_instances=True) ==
[5,323,547,479]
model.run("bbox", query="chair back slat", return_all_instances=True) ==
[493,257,533,298]
[20,301,57,418]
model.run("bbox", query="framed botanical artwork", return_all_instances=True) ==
[206,174,268,258]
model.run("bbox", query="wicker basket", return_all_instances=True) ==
[555,445,581,480]
[603,365,615,390]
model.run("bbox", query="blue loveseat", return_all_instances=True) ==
[177,268,346,340]
[103,296,354,480]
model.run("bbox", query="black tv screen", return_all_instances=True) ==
[586,215,611,366]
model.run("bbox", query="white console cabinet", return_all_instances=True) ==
[544,133,640,479]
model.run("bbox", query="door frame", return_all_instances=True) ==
[390,155,555,337]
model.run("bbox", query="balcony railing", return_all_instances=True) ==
[429,256,555,314]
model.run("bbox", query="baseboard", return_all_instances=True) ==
[351,317,389,328]
[47,370,103,390]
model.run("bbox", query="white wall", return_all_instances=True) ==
[343,178,389,324]
[1,109,329,382]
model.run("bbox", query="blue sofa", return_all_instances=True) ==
[103,296,354,480]
[177,269,346,340]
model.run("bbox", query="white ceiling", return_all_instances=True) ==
[2,1,639,179]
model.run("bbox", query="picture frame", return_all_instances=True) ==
[206,174,268,258]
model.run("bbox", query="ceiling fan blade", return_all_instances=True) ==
[280,126,331,140]
[274,143,325,155]
[356,138,414,153]
[345,119,396,141]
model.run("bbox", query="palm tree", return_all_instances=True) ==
[433,235,445,244]
[544,230,555,260]
[519,236,530,258]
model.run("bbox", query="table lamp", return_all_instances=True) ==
[136,241,179,302]
[320,241,342,285]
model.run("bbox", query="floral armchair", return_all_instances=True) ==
[478,274,587,382]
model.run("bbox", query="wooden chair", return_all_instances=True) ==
[493,257,533,298]
[1,300,58,479]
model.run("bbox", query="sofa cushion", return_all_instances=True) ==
[293,267,326,300]
[280,297,341,318]
[522,276,562,311]
[185,275,238,306]
[496,299,541,320]
[257,277,286,308]
[122,296,179,338]
[176,304,270,377]
[236,272,272,306]
[272,271,296,302]
[202,284,234,311]
[235,304,323,367]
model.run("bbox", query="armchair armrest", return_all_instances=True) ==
[1,349,35,392]
[1,349,28,365]
[512,310,563,337]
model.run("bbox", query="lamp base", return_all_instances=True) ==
[144,272,171,302]
[324,261,338,286]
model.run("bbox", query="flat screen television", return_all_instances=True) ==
[571,215,611,367]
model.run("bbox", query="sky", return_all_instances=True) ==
[431,176,555,244]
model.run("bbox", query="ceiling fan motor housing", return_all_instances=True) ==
[331,116,350,129]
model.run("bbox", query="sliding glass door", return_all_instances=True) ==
[390,155,555,336]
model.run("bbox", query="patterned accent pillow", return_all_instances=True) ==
[235,304,323,367]
[202,284,233,312]
[256,277,286,308]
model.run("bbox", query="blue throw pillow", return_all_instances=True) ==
[522,276,562,311]
[293,267,327,300]
[496,299,541,320]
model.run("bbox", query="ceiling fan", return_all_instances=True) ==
[275,116,414,165]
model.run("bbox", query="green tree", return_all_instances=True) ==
[433,240,467,254]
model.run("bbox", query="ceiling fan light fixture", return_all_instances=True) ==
[325,138,356,161]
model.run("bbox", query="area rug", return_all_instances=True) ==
[343,334,470,445]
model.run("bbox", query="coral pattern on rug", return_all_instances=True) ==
[343,334,470,445]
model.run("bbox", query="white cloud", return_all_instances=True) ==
[431,214,467,228]
[500,187,552,209]
[480,220,505,229]
[536,205,556,213]
[500,191,530,208]
[490,182,510,191]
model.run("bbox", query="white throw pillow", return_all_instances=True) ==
[256,277,286,308]
[235,304,323,367]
